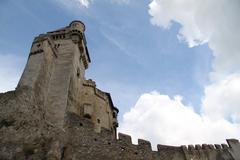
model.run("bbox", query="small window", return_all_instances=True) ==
[54,44,60,49]
[97,119,100,124]
[83,104,93,119]
[77,68,80,77]
[84,114,91,119]
[113,112,116,118]
[121,147,125,151]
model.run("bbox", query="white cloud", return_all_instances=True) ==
[0,54,25,93]
[110,0,130,4]
[149,0,240,78]
[119,92,240,148]
[53,0,129,9]
[80,0,91,7]
[54,0,92,9]
[119,0,240,148]
[202,74,240,123]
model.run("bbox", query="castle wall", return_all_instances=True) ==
[65,39,84,114]
[62,112,239,160]
[17,33,86,128]
[43,38,76,127]
[80,84,114,132]
[1,97,239,160]
[18,37,57,105]
[228,139,240,160]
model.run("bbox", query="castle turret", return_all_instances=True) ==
[17,21,118,137]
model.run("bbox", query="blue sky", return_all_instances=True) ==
[0,0,212,113]
[1,0,240,147]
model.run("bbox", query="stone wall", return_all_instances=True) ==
[0,95,239,160]
[80,79,118,134]
[62,113,240,160]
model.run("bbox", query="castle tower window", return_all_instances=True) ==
[113,112,116,118]
[54,44,60,49]
[84,114,91,119]
[97,119,100,124]
[77,67,80,77]
[83,104,93,119]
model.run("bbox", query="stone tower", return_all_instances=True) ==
[17,20,119,137]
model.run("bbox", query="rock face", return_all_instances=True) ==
[0,21,240,160]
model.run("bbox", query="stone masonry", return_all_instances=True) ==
[0,21,239,160]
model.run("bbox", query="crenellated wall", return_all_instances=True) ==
[59,112,240,160]
[1,97,239,160]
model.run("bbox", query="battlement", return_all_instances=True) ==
[182,143,229,151]
[83,79,96,87]
[83,80,107,100]
[65,112,240,160]
[33,21,91,69]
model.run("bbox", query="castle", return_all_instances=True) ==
[0,21,240,160]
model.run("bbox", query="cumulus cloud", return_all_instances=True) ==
[149,0,240,78]
[119,92,240,148]
[119,0,240,148]
[202,74,240,123]
[0,54,25,92]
